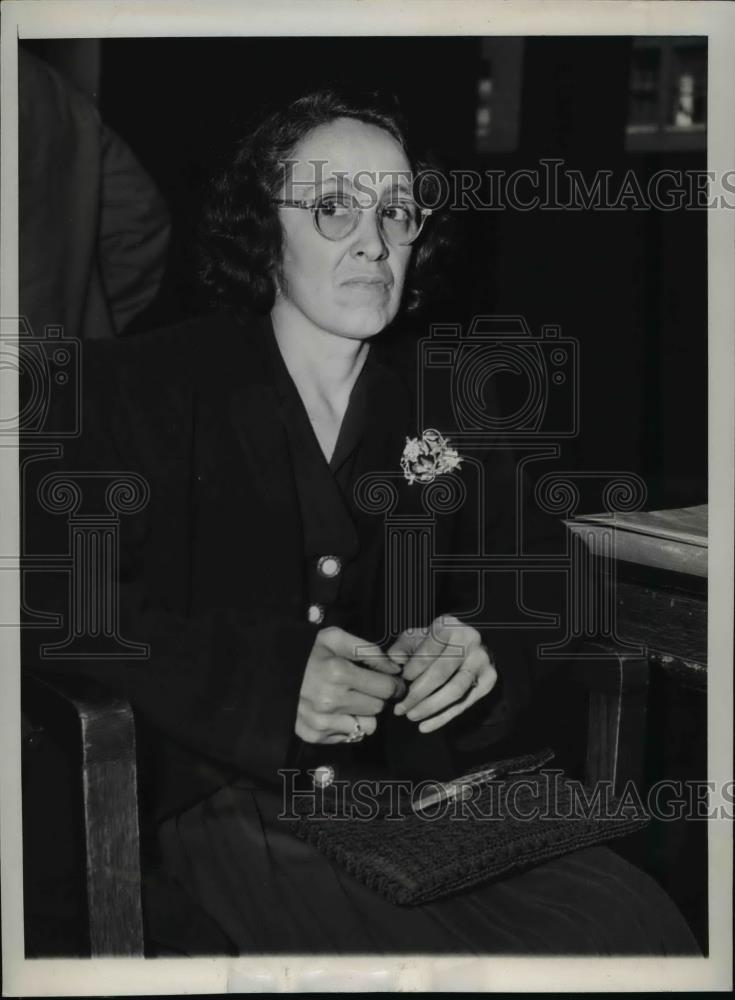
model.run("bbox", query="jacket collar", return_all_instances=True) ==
[224,311,423,550]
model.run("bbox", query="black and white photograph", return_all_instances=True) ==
[1,0,732,994]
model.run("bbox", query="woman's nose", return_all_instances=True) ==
[349,208,388,260]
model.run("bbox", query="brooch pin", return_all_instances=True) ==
[401,428,463,485]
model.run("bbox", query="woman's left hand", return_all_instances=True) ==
[387,616,497,733]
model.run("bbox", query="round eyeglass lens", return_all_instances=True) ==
[314,197,425,245]
[314,199,359,240]
[380,203,422,245]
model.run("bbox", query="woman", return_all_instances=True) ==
[35,90,699,955]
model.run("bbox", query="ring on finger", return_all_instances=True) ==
[344,716,366,743]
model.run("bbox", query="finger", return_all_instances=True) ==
[343,660,404,701]
[298,705,378,742]
[386,644,409,667]
[337,691,386,716]
[297,701,333,736]
[295,719,322,743]
[397,632,487,713]
[401,619,473,683]
[386,626,428,666]
[296,704,332,743]
[417,663,498,734]
[406,652,496,724]
[387,616,461,675]
[308,656,401,705]
[395,623,465,705]
[416,698,478,734]
[403,664,478,722]
[323,628,401,675]
[400,632,449,684]
[393,677,408,701]
[329,712,378,741]
[406,645,493,721]
[405,619,482,682]
[394,655,459,715]
[304,686,385,717]
[352,676,408,702]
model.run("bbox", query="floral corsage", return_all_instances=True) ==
[401,428,463,485]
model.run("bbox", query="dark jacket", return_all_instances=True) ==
[22,312,569,825]
[19,47,170,341]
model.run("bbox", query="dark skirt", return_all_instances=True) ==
[157,782,699,956]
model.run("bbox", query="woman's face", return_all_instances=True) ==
[274,117,414,341]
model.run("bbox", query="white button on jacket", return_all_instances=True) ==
[317,555,341,579]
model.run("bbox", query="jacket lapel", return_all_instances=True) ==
[228,383,301,528]
[350,349,424,524]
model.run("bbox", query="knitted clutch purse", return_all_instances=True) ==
[287,749,649,906]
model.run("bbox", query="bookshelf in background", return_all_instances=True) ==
[474,37,524,154]
[626,36,706,152]
[473,37,707,156]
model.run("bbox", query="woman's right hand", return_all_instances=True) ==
[296,626,405,744]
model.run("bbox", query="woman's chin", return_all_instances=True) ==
[331,306,398,340]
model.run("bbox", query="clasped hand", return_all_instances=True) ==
[296,618,497,744]
[387,616,497,733]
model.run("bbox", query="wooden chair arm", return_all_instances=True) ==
[22,672,144,957]
[565,640,650,793]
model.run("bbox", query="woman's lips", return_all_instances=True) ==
[341,277,392,292]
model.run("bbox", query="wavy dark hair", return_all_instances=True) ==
[198,88,455,321]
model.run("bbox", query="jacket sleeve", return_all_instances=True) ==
[21,336,314,787]
[98,124,172,335]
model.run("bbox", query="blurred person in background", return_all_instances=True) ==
[18,46,171,341]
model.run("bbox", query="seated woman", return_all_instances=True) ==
[29,89,699,955]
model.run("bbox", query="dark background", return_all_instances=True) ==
[24,34,708,516]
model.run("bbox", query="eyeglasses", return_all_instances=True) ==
[272,194,433,246]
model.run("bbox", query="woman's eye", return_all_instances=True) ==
[382,204,413,222]
[318,198,353,216]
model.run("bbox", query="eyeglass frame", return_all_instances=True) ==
[272,195,434,246]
